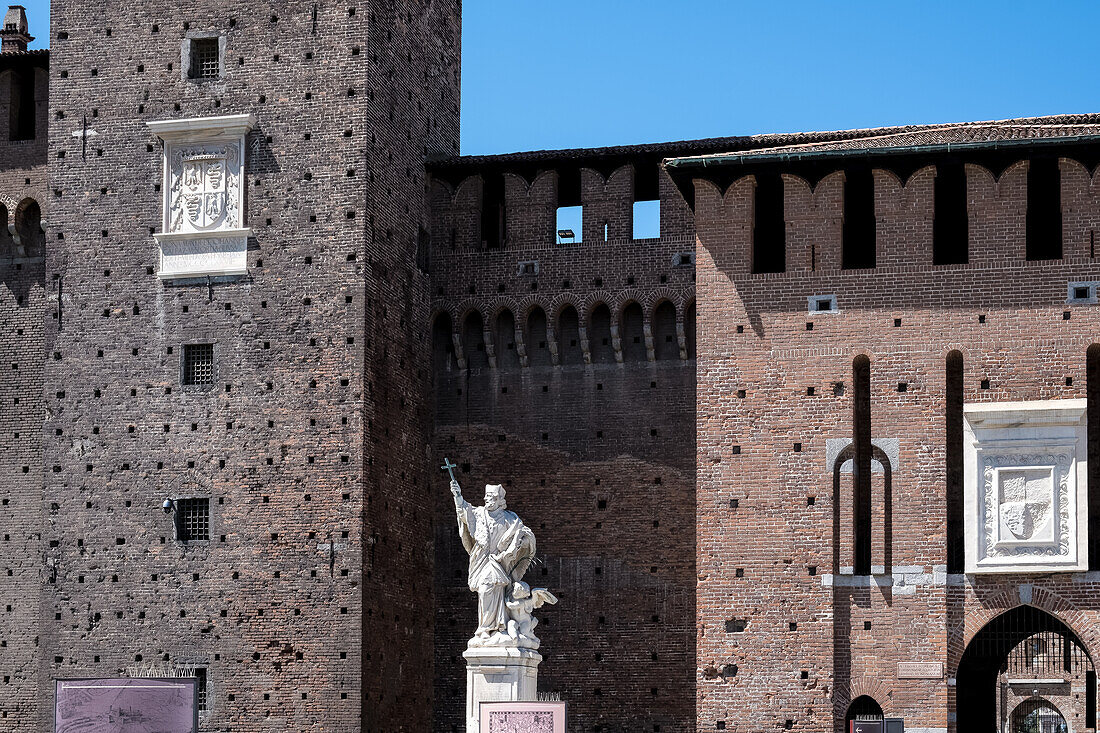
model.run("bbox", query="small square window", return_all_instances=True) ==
[175,498,209,542]
[189,38,220,80]
[182,344,214,385]
[1067,282,1098,304]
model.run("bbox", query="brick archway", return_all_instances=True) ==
[947,588,1097,677]
[832,675,893,722]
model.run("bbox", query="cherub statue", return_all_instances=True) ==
[506,580,558,645]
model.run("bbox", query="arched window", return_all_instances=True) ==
[0,204,10,255]
[946,351,964,573]
[431,313,456,375]
[653,301,678,360]
[494,310,520,370]
[558,306,583,366]
[14,197,41,257]
[1089,344,1100,569]
[684,301,696,359]
[462,311,488,370]
[589,304,615,365]
[852,355,872,575]
[621,302,646,362]
[526,307,551,368]
[842,166,876,269]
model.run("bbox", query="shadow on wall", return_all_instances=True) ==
[432,296,696,372]
[430,427,697,733]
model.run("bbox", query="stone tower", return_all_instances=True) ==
[30,1,460,731]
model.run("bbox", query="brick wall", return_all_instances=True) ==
[0,47,47,732]
[692,157,1100,732]
[427,160,698,732]
[37,2,458,732]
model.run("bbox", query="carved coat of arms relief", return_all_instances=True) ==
[149,114,255,279]
[964,400,1088,574]
[169,144,240,234]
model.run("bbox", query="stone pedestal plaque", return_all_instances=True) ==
[964,399,1088,574]
[464,646,542,733]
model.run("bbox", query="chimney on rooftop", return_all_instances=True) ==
[0,5,32,53]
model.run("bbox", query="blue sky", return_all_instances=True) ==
[22,0,1100,157]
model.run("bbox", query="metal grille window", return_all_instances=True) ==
[175,498,209,542]
[182,343,214,385]
[189,38,220,80]
[194,667,207,712]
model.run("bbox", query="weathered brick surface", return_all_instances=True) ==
[0,46,47,733]
[5,2,460,731]
[692,159,1100,732]
[426,159,698,732]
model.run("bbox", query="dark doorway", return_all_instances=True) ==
[845,695,884,724]
[956,606,1093,732]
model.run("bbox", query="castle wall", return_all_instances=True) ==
[692,158,1100,732]
[38,3,458,732]
[0,48,47,732]
[428,161,698,732]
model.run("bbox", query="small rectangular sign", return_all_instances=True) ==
[480,701,567,733]
[55,678,198,733]
[897,661,944,679]
[850,722,883,733]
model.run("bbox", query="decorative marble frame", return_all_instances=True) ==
[147,114,255,280]
[964,399,1088,574]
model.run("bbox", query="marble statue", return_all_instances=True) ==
[506,581,558,643]
[444,459,556,648]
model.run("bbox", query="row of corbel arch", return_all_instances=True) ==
[431,289,696,370]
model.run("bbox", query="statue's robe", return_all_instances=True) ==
[456,502,535,637]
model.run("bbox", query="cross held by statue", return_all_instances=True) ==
[441,457,458,483]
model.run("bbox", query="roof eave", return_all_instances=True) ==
[664,133,1100,171]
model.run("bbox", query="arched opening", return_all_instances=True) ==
[14,197,41,257]
[494,309,520,370]
[844,695,883,724]
[946,350,965,573]
[6,67,35,141]
[685,301,696,359]
[1088,344,1100,569]
[462,311,489,370]
[957,605,1095,732]
[430,313,456,376]
[1011,698,1067,733]
[558,306,583,366]
[589,304,615,365]
[526,307,551,368]
[852,355,872,575]
[653,301,678,360]
[0,204,10,255]
[621,302,646,361]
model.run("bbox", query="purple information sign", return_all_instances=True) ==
[480,701,567,733]
[55,678,198,733]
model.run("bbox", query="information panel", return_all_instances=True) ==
[480,701,567,733]
[55,678,198,733]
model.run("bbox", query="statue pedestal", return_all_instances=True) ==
[464,645,542,733]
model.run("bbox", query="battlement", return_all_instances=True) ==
[667,115,1100,277]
